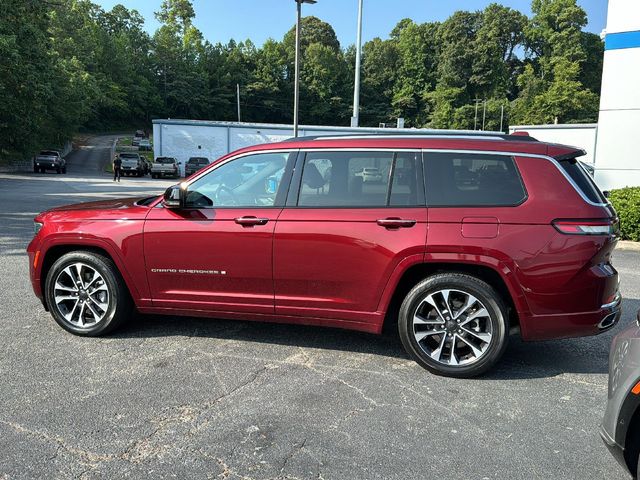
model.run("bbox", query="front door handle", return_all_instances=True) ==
[235,216,269,227]
[376,218,417,229]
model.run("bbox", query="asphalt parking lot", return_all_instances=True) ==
[0,137,638,479]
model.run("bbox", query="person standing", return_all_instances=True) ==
[113,154,122,182]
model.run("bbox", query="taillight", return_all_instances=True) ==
[553,219,618,236]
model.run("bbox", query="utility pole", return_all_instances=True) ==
[474,99,482,130]
[236,84,241,123]
[500,104,505,132]
[482,100,487,131]
[351,0,364,128]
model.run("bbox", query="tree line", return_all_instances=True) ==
[0,0,603,162]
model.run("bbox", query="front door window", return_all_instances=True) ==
[185,152,289,208]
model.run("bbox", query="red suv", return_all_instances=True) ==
[27,133,621,377]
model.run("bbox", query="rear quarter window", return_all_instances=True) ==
[557,158,606,204]
[425,152,526,207]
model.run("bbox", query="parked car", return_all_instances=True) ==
[118,153,146,177]
[601,311,640,478]
[27,132,621,378]
[138,139,152,151]
[184,156,210,177]
[151,157,180,178]
[356,167,383,183]
[33,150,66,174]
[132,130,145,147]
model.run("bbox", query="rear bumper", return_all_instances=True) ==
[521,293,622,341]
[152,170,178,177]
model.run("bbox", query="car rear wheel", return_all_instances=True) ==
[44,251,132,336]
[398,273,509,378]
[62,166,67,174]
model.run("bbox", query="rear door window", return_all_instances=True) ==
[296,151,423,207]
[424,152,526,207]
[557,158,606,204]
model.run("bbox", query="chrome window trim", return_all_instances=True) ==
[183,146,609,208]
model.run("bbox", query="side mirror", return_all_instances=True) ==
[603,190,610,199]
[163,184,186,209]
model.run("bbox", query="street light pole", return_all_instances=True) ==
[292,0,316,138]
[351,0,364,128]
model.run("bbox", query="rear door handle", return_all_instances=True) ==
[376,218,417,229]
[235,216,269,227]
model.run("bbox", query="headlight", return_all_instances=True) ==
[34,222,43,236]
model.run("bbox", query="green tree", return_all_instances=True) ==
[512,0,599,124]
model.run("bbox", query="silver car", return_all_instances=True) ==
[601,310,640,478]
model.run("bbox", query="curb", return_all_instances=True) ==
[616,240,640,251]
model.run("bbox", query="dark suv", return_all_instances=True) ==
[27,133,621,377]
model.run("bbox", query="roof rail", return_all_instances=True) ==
[291,130,538,143]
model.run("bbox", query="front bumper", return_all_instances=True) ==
[600,425,629,473]
[35,162,60,169]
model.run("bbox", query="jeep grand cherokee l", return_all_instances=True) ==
[27,133,621,377]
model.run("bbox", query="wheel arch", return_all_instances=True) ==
[39,242,141,309]
[380,258,525,336]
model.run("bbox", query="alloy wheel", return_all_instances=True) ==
[412,288,493,366]
[53,262,111,328]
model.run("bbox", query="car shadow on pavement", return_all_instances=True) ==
[112,296,640,380]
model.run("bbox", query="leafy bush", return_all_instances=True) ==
[609,187,640,241]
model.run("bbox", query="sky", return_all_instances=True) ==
[95,0,609,47]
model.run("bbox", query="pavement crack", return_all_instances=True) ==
[119,365,271,463]
[0,420,114,465]
[279,438,307,476]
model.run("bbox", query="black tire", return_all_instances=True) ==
[44,251,132,336]
[398,273,509,378]
[56,167,61,174]
[62,166,67,174]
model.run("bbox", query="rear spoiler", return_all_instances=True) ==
[554,149,587,161]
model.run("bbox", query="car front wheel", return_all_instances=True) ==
[44,251,132,336]
[398,273,509,378]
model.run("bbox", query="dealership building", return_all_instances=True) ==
[154,0,639,191]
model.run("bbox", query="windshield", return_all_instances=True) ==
[39,150,58,156]
[120,154,139,160]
